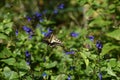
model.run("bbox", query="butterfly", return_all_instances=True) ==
[43,33,62,47]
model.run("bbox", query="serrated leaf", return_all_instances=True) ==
[106,29,120,40]
[1,58,16,66]
[100,43,118,56]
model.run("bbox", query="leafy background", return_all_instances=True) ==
[0,0,120,80]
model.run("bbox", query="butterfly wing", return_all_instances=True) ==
[43,33,62,47]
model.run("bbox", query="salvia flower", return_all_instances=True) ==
[67,75,71,80]
[70,32,79,37]
[96,41,102,50]
[23,26,33,38]
[26,16,32,22]
[58,3,64,9]
[42,72,47,79]
[42,72,47,77]
[96,41,103,53]
[99,72,102,80]
[66,50,75,55]
[25,51,31,58]
[53,9,58,14]
[15,29,18,36]
[88,35,94,41]
[23,26,32,34]
[35,12,42,18]
[33,12,43,22]
[25,51,31,65]
[44,28,53,37]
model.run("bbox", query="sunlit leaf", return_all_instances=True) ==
[0,33,8,40]
[107,66,116,77]
[1,58,16,66]
[106,29,120,40]
[42,61,57,69]
[101,43,119,56]
[3,67,19,80]
[80,52,89,67]
[0,48,12,58]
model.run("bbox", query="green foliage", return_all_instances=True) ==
[0,0,120,80]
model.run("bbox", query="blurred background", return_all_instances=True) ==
[0,0,120,80]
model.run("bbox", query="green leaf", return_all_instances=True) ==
[16,60,30,70]
[101,43,119,56]
[80,52,89,67]
[43,61,57,69]
[117,61,120,67]
[3,66,19,80]
[1,58,16,66]
[0,33,8,40]
[52,74,66,80]
[0,23,4,31]
[106,29,120,40]
[109,58,117,68]
[0,48,12,58]
[4,22,13,34]
[89,17,111,27]
[15,60,30,77]
[107,66,116,77]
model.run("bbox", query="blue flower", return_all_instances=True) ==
[58,3,64,9]
[25,51,31,57]
[15,29,18,36]
[96,41,102,49]
[53,9,58,14]
[88,36,94,41]
[42,72,47,77]
[42,72,47,79]
[26,16,32,21]
[23,26,33,38]
[70,32,79,37]
[34,12,43,21]
[35,12,42,18]
[25,51,31,65]
[23,26,32,34]
[66,50,75,54]
[29,35,33,39]
[67,75,71,80]
[44,28,53,37]
[99,72,102,80]
[26,61,30,65]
